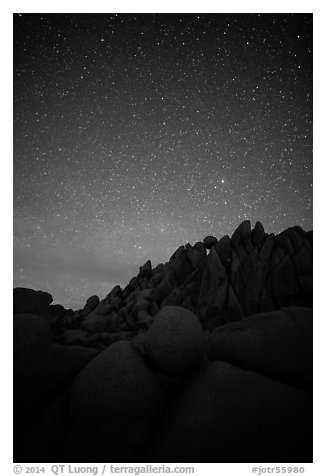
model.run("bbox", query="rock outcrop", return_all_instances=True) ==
[13,287,53,314]
[13,221,313,463]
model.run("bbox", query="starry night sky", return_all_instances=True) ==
[13,13,313,309]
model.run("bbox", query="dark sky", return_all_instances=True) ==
[13,13,313,309]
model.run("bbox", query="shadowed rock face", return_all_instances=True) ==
[206,306,313,390]
[13,287,53,314]
[13,221,313,463]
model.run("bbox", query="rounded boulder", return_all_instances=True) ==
[144,306,205,376]
[203,236,218,249]
[66,340,163,461]
[68,340,162,423]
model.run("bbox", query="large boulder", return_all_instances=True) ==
[231,219,253,255]
[197,246,228,328]
[138,259,152,278]
[275,233,295,256]
[206,306,312,390]
[79,295,99,318]
[69,341,163,419]
[169,247,193,283]
[13,287,53,314]
[13,315,99,439]
[146,361,312,462]
[251,221,265,245]
[258,234,275,261]
[144,306,205,376]
[151,271,178,303]
[267,254,301,307]
[230,246,270,316]
[105,284,122,301]
[215,235,232,268]
[66,340,163,461]
[187,244,206,268]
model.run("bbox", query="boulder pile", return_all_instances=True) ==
[13,221,313,462]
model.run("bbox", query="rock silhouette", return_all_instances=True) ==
[13,287,53,314]
[13,220,313,462]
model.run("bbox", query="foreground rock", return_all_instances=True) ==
[206,306,312,390]
[145,306,205,376]
[13,287,53,314]
[146,361,312,462]
[66,340,163,461]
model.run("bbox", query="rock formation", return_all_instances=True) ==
[13,220,313,462]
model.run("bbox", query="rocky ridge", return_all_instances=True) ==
[13,220,313,463]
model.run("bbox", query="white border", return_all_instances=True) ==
[3,1,324,474]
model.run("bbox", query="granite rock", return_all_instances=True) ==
[145,306,205,376]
